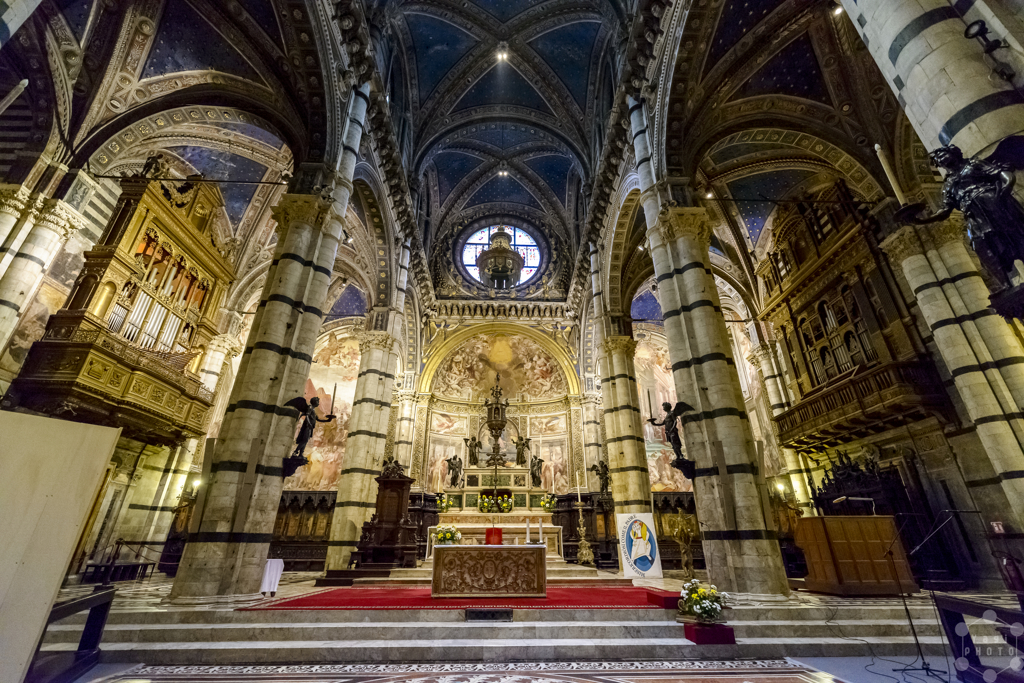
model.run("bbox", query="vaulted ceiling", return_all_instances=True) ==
[655,0,898,300]
[381,0,621,297]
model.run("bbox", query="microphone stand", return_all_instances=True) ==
[885,509,980,680]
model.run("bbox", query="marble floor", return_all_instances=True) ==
[79,660,844,682]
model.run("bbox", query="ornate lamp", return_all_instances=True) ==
[484,373,509,469]
[476,226,524,289]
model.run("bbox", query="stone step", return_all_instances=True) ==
[42,619,687,644]
[42,616,943,646]
[38,634,951,665]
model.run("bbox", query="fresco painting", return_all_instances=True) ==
[0,283,67,384]
[432,333,567,400]
[478,420,520,466]
[634,336,692,493]
[427,434,464,492]
[431,412,466,436]
[530,415,566,436]
[282,334,361,491]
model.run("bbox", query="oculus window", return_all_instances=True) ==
[462,225,540,284]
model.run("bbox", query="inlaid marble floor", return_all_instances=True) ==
[86,660,841,682]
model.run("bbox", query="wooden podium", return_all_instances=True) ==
[795,515,919,596]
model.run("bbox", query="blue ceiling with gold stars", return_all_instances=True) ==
[466,175,543,210]
[169,146,268,229]
[141,0,264,84]
[727,168,816,243]
[730,35,831,105]
[406,14,479,104]
[704,0,787,77]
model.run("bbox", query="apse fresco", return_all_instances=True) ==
[432,333,567,400]
[431,412,466,436]
[282,334,360,491]
[634,336,692,493]
[538,439,569,495]
[530,415,566,436]
[427,434,464,492]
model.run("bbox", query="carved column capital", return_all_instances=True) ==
[357,330,397,354]
[270,193,334,233]
[880,225,925,265]
[602,335,637,357]
[656,206,712,248]
[930,214,968,248]
[0,185,31,217]
[747,343,773,370]
[35,199,83,242]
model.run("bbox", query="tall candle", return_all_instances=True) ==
[576,471,582,503]
[539,517,543,544]
[526,519,531,543]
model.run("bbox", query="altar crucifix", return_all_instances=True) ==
[483,373,509,504]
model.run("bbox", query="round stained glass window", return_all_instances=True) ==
[461,225,541,285]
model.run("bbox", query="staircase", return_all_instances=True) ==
[39,598,949,665]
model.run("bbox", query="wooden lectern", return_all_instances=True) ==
[795,515,919,596]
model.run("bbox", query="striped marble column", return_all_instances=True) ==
[326,242,410,570]
[840,0,1024,155]
[581,394,604,492]
[325,330,401,569]
[0,1,41,49]
[197,334,240,393]
[627,96,788,595]
[748,344,811,507]
[882,223,1024,531]
[0,185,31,271]
[0,198,79,352]
[647,207,788,594]
[170,85,368,600]
[170,193,345,600]
[599,336,651,513]
[393,389,417,470]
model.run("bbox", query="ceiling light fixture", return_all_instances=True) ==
[706,191,714,199]
[496,41,509,61]
[833,5,843,15]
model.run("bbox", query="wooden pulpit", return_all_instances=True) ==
[795,515,919,596]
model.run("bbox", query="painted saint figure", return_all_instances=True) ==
[648,401,697,480]
[514,436,532,467]
[464,436,481,467]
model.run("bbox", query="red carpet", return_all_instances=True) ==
[248,586,677,610]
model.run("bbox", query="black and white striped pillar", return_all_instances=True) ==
[169,85,370,600]
[841,0,1024,155]
[628,97,789,595]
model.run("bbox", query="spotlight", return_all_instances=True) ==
[833,4,843,15]
[705,191,714,199]
[776,483,785,492]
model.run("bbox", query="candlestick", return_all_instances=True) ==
[875,143,908,206]
[526,519,531,543]
[575,471,582,503]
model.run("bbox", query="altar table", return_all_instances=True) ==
[431,544,547,598]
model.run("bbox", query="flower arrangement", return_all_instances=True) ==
[478,494,514,513]
[679,579,729,623]
[438,493,456,512]
[540,494,557,512]
[432,524,462,544]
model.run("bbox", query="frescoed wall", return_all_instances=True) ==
[634,331,692,493]
[282,333,360,491]
[432,333,568,401]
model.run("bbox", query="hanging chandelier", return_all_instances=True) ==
[476,226,524,289]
